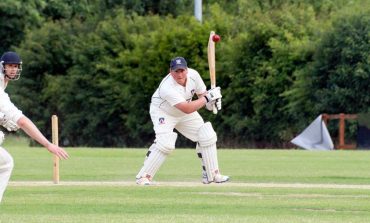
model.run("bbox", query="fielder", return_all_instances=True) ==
[0,51,69,203]
[136,57,229,185]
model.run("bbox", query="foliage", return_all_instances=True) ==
[310,11,370,114]
[217,3,322,146]
[5,0,370,147]
[283,7,370,137]
[0,0,45,52]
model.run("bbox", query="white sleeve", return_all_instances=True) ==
[0,89,23,123]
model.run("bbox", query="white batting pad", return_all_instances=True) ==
[196,144,209,183]
[136,146,167,179]
[198,122,217,146]
[291,115,334,150]
[0,147,14,202]
[136,132,178,180]
[156,132,177,154]
[198,143,219,182]
[197,122,219,181]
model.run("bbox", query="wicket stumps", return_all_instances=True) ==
[51,115,60,184]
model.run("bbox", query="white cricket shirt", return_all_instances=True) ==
[151,68,207,117]
[0,72,6,90]
[0,72,23,123]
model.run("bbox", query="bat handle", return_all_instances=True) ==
[212,105,218,114]
[210,84,218,115]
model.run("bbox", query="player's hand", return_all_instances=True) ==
[205,100,215,111]
[0,112,19,131]
[205,98,222,111]
[2,120,18,131]
[46,143,69,160]
[205,87,222,103]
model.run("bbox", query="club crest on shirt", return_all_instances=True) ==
[159,117,165,125]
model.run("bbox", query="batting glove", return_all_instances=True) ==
[215,98,222,110]
[205,100,215,111]
[206,98,222,111]
[0,112,19,131]
[204,87,222,103]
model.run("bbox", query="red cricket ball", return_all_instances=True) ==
[212,34,221,42]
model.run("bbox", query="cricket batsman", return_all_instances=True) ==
[136,56,229,185]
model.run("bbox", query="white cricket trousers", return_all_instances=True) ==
[0,147,14,203]
[150,105,204,141]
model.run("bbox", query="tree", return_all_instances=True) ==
[217,4,320,146]
[0,0,45,52]
[309,12,370,114]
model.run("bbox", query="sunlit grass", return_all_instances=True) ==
[1,136,370,222]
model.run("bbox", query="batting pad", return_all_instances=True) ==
[136,133,178,180]
[196,144,211,184]
[196,144,206,171]
[136,146,167,179]
[156,132,177,154]
[198,122,217,146]
[197,122,219,181]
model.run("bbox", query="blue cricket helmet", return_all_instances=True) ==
[1,51,22,80]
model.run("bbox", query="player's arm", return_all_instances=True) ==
[197,91,216,112]
[0,90,68,159]
[17,116,69,159]
[174,97,207,114]
[174,87,222,114]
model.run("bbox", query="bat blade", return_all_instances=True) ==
[207,31,217,114]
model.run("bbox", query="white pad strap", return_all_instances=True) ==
[156,132,178,154]
[197,122,219,181]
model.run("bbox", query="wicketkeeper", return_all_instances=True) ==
[0,51,69,203]
[136,57,229,185]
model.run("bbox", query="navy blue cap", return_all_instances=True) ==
[170,57,187,71]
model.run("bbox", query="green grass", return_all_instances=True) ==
[1,136,370,222]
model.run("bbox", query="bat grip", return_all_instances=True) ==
[210,84,218,115]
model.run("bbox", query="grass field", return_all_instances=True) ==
[1,136,370,222]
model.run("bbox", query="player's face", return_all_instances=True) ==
[4,64,20,79]
[170,68,188,86]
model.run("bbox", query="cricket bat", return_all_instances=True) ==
[208,31,217,114]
